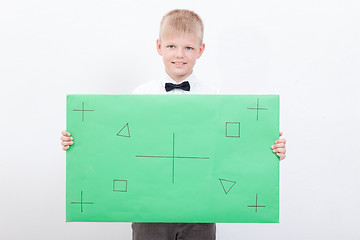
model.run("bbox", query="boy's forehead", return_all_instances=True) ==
[161,32,201,44]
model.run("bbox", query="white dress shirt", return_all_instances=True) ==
[132,72,219,94]
[131,72,219,227]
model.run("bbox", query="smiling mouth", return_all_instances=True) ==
[172,62,186,66]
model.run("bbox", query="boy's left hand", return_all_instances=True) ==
[271,132,286,161]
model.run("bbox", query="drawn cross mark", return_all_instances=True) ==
[73,102,94,122]
[246,98,268,120]
[70,190,94,213]
[136,133,209,184]
[248,193,266,213]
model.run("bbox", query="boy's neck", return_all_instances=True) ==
[166,70,193,83]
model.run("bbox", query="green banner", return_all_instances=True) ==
[66,94,279,223]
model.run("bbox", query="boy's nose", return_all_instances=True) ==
[175,48,185,57]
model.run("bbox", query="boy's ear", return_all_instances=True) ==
[197,43,205,59]
[156,39,163,56]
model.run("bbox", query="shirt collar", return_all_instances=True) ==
[161,72,197,90]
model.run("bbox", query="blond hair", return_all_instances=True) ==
[159,9,204,45]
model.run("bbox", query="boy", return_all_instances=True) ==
[61,9,287,240]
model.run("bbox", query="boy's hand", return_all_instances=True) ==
[271,132,286,161]
[61,130,74,151]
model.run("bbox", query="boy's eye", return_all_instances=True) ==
[186,47,194,50]
[167,45,175,49]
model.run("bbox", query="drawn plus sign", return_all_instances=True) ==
[73,102,94,122]
[246,98,268,120]
[248,193,266,213]
[71,191,94,213]
[136,133,210,184]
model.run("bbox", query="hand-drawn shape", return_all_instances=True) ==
[73,102,94,122]
[70,190,94,213]
[248,193,266,212]
[66,94,280,223]
[113,179,128,192]
[117,123,130,137]
[225,122,240,138]
[136,133,210,184]
[219,178,236,194]
[246,98,268,120]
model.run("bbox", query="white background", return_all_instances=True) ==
[1,0,359,239]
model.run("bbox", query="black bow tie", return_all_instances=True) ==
[165,81,190,92]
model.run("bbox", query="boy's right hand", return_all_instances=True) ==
[61,130,74,151]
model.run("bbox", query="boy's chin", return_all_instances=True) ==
[166,67,192,79]
[172,69,189,76]
[173,66,191,72]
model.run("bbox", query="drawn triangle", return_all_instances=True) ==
[117,123,130,137]
[219,178,236,194]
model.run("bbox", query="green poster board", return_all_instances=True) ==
[66,95,279,223]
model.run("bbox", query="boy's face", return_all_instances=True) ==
[156,32,205,83]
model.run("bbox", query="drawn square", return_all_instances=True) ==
[226,122,240,138]
[113,179,127,192]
